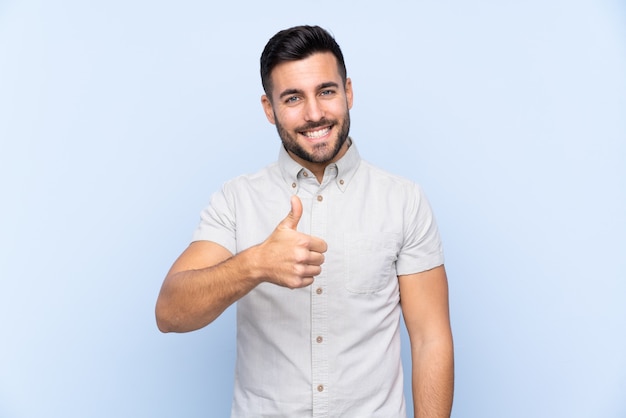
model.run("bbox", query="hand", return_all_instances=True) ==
[257,195,327,288]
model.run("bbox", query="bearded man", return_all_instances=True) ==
[156,25,454,418]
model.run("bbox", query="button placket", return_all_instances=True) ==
[310,181,328,416]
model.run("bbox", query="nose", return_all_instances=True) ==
[304,98,324,122]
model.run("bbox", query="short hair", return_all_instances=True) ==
[260,25,347,97]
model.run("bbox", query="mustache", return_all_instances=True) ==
[297,118,335,132]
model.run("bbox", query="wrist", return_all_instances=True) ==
[236,244,267,286]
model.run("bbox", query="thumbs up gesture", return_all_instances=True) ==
[257,196,328,289]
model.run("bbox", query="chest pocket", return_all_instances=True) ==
[344,232,401,294]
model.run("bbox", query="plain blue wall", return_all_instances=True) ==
[1,1,625,417]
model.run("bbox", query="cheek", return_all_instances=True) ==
[275,109,300,130]
[323,101,348,119]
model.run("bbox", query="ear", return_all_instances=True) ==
[261,95,276,125]
[345,77,354,110]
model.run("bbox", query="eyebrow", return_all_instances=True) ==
[278,82,340,100]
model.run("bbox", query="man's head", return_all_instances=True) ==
[260,26,353,175]
[260,25,347,98]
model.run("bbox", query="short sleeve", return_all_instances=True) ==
[191,184,237,255]
[395,183,444,276]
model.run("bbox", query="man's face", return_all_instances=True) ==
[261,52,353,169]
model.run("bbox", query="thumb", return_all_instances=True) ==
[281,195,303,230]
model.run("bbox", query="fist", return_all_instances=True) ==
[258,196,327,288]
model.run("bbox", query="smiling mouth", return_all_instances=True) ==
[300,126,332,139]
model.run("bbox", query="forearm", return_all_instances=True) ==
[411,337,454,418]
[155,247,261,333]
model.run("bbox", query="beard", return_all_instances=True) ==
[274,112,351,164]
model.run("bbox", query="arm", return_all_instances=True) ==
[155,196,327,333]
[399,265,454,418]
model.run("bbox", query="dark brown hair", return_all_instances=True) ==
[260,25,347,97]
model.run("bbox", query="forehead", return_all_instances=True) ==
[269,52,342,95]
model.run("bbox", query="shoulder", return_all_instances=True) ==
[221,161,281,194]
[358,159,425,195]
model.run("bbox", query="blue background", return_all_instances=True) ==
[1,1,625,417]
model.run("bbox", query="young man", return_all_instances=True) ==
[156,25,454,418]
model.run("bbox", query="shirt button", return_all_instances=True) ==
[303,171,309,177]
[339,179,345,185]
[317,385,324,392]
[316,336,323,343]
[317,195,323,202]
[292,182,296,188]
[316,287,323,295]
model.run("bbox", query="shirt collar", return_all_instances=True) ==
[278,137,361,193]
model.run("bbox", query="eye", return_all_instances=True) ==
[320,89,335,96]
[285,96,300,104]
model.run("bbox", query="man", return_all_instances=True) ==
[156,25,454,418]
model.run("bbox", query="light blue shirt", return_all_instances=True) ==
[193,140,444,417]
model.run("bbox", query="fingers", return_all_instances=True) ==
[288,276,315,289]
[308,236,328,254]
[307,250,325,266]
[285,264,320,289]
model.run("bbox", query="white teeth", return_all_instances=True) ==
[303,127,330,138]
